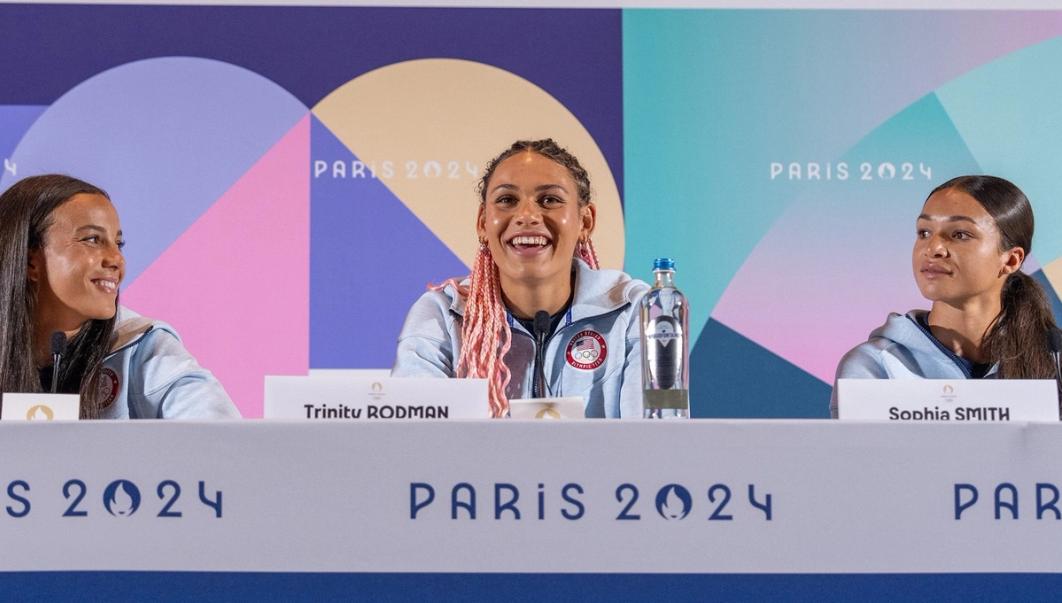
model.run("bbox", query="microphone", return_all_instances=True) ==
[532,311,551,398]
[50,331,67,394]
[1049,328,1062,396]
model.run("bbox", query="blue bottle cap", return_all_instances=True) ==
[653,257,675,271]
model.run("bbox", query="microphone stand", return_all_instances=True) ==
[1048,329,1062,411]
[50,331,67,394]
[532,311,551,398]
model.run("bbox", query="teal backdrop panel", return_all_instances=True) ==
[624,10,1062,416]
[937,36,1062,269]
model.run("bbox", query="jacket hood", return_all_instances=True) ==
[443,258,645,320]
[868,310,935,352]
[108,306,178,356]
[864,309,998,379]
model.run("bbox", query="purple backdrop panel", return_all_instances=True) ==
[310,116,468,369]
[1,57,308,285]
[0,106,45,169]
[0,5,622,198]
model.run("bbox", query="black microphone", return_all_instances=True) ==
[1048,328,1062,395]
[532,310,551,398]
[50,331,67,394]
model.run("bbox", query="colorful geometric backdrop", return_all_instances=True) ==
[3,6,1062,418]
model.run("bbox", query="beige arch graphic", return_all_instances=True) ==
[312,58,624,269]
[1040,257,1062,299]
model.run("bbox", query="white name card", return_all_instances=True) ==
[1,393,80,421]
[837,379,1060,422]
[509,397,586,420]
[263,376,488,420]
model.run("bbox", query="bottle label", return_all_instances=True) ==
[644,316,683,389]
[565,330,607,371]
[644,388,690,410]
[645,316,681,344]
[637,320,679,343]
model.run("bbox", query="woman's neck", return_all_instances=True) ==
[500,273,573,320]
[927,296,1002,363]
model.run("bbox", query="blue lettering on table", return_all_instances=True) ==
[954,482,1062,520]
[408,481,774,522]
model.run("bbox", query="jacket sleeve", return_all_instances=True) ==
[619,308,644,418]
[391,290,457,378]
[618,283,650,418]
[130,329,241,419]
[829,344,888,419]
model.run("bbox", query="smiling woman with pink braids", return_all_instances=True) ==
[0,174,239,419]
[392,139,649,418]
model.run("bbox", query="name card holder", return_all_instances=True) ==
[263,376,489,420]
[1,393,80,421]
[836,379,1060,422]
[509,397,586,420]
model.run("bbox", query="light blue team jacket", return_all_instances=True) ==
[97,306,241,419]
[392,260,650,418]
[830,309,999,417]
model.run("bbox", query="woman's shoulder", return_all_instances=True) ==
[836,310,935,378]
[609,269,651,301]
[106,307,204,386]
[110,306,180,354]
[106,307,237,418]
[397,282,468,344]
[575,262,650,308]
[407,280,467,317]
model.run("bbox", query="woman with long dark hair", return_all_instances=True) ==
[831,175,1059,416]
[392,139,648,418]
[0,174,239,419]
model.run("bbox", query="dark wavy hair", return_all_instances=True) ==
[928,175,1058,382]
[0,175,118,418]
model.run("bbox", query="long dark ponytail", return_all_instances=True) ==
[929,175,1058,380]
[0,175,118,419]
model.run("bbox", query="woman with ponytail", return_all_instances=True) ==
[831,175,1060,417]
[0,174,239,419]
[393,139,649,418]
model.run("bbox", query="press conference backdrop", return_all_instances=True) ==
[4,5,1062,417]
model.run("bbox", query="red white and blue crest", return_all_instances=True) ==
[565,330,607,370]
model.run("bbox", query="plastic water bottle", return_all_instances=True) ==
[640,258,690,418]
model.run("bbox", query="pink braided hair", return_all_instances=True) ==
[576,238,600,270]
[439,243,513,417]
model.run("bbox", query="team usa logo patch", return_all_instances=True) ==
[98,368,120,407]
[565,330,607,370]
